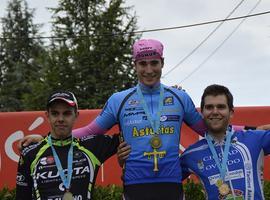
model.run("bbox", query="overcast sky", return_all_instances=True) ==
[1,0,270,107]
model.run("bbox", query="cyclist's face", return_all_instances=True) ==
[46,101,78,139]
[135,58,163,87]
[202,95,233,136]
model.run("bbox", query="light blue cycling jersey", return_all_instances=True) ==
[95,82,206,185]
[180,129,270,200]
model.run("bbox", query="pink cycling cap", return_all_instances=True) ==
[133,39,164,61]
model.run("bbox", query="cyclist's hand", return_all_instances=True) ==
[117,141,131,168]
[17,134,44,151]
[172,85,184,91]
[256,124,270,130]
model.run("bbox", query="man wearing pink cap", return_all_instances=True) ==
[20,39,267,200]
[72,38,207,199]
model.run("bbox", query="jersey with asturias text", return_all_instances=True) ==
[96,83,205,185]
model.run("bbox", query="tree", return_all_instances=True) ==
[46,0,139,109]
[0,0,46,111]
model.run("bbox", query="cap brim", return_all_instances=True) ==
[48,97,76,107]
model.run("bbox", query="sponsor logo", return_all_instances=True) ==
[5,117,45,163]
[128,99,140,106]
[202,149,239,162]
[161,115,180,122]
[208,169,244,185]
[205,158,241,171]
[142,115,180,122]
[40,156,55,166]
[162,108,179,113]
[124,107,144,111]
[35,166,90,180]
[123,111,145,118]
[132,126,174,137]
[160,115,167,122]
[16,173,25,182]
[164,96,174,106]
[124,119,143,126]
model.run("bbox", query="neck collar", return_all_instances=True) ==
[206,126,233,144]
[47,134,73,146]
[138,81,161,92]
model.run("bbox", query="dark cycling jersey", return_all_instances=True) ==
[15,134,119,200]
[96,83,206,185]
[180,129,270,200]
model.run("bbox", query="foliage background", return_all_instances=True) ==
[0,0,139,111]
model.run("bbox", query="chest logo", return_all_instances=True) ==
[164,96,174,106]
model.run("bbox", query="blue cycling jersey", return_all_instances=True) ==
[95,82,204,185]
[180,129,270,200]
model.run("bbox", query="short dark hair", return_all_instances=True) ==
[200,84,234,111]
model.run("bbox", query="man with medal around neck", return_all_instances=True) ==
[15,91,119,200]
[73,39,210,200]
[180,84,270,200]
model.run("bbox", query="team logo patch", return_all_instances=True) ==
[16,173,25,182]
[160,115,167,122]
[74,151,83,159]
[197,160,204,171]
[128,99,140,106]
[164,96,174,106]
[40,156,55,165]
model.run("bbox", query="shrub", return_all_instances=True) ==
[92,184,123,200]
[3,180,270,199]
[183,179,205,200]
[0,187,15,200]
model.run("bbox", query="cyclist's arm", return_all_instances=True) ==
[72,120,107,138]
[15,155,33,199]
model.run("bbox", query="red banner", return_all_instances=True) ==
[1,107,270,189]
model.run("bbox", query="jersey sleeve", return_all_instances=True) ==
[95,94,119,130]
[180,91,207,136]
[260,130,270,155]
[72,94,119,138]
[72,120,107,138]
[15,154,33,200]
[180,152,192,181]
[84,134,120,163]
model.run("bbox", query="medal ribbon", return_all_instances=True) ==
[48,135,73,190]
[205,129,232,180]
[136,83,164,134]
